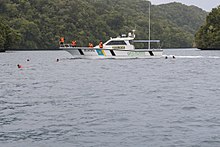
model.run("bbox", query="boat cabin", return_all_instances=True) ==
[101,35,135,50]
[96,31,160,50]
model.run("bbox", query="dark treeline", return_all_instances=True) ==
[0,17,21,51]
[195,6,220,49]
[0,0,207,50]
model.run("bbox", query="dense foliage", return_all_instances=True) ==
[0,0,207,49]
[195,6,220,49]
[0,17,21,51]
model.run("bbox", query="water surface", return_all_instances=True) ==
[0,49,220,147]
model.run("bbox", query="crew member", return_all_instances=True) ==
[88,43,93,48]
[99,40,103,48]
[60,37,65,45]
[71,40,77,47]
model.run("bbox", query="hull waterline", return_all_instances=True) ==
[61,47,163,59]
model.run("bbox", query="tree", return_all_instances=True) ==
[1,0,208,49]
[0,20,21,51]
[195,6,220,49]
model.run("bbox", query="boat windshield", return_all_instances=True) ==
[106,41,127,45]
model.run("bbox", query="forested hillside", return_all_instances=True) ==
[195,6,220,49]
[0,0,207,49]
[0,17,21,51]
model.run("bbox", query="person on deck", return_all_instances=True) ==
[99,40,103,48]
[88,43,93,48]
[60,37,64,45]
[71,40,76,47]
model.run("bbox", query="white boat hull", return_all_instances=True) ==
[61,47,163,59]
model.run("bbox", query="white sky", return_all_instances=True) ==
[150,0,220,11]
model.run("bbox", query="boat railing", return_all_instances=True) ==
[133,40,161,49]
[60,44,72,48]
[133,40,160,43]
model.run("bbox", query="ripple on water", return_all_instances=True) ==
[1,50,220,146]
[182,106,198,111]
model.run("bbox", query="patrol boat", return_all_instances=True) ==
[60,31,163,59]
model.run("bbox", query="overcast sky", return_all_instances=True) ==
[150,0,220,12]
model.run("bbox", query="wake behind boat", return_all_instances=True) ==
[59,31,163,59]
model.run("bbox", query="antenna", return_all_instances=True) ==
[148,1,151,49]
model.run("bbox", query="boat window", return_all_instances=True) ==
[106,41,127,45]
[129,40,134,45]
